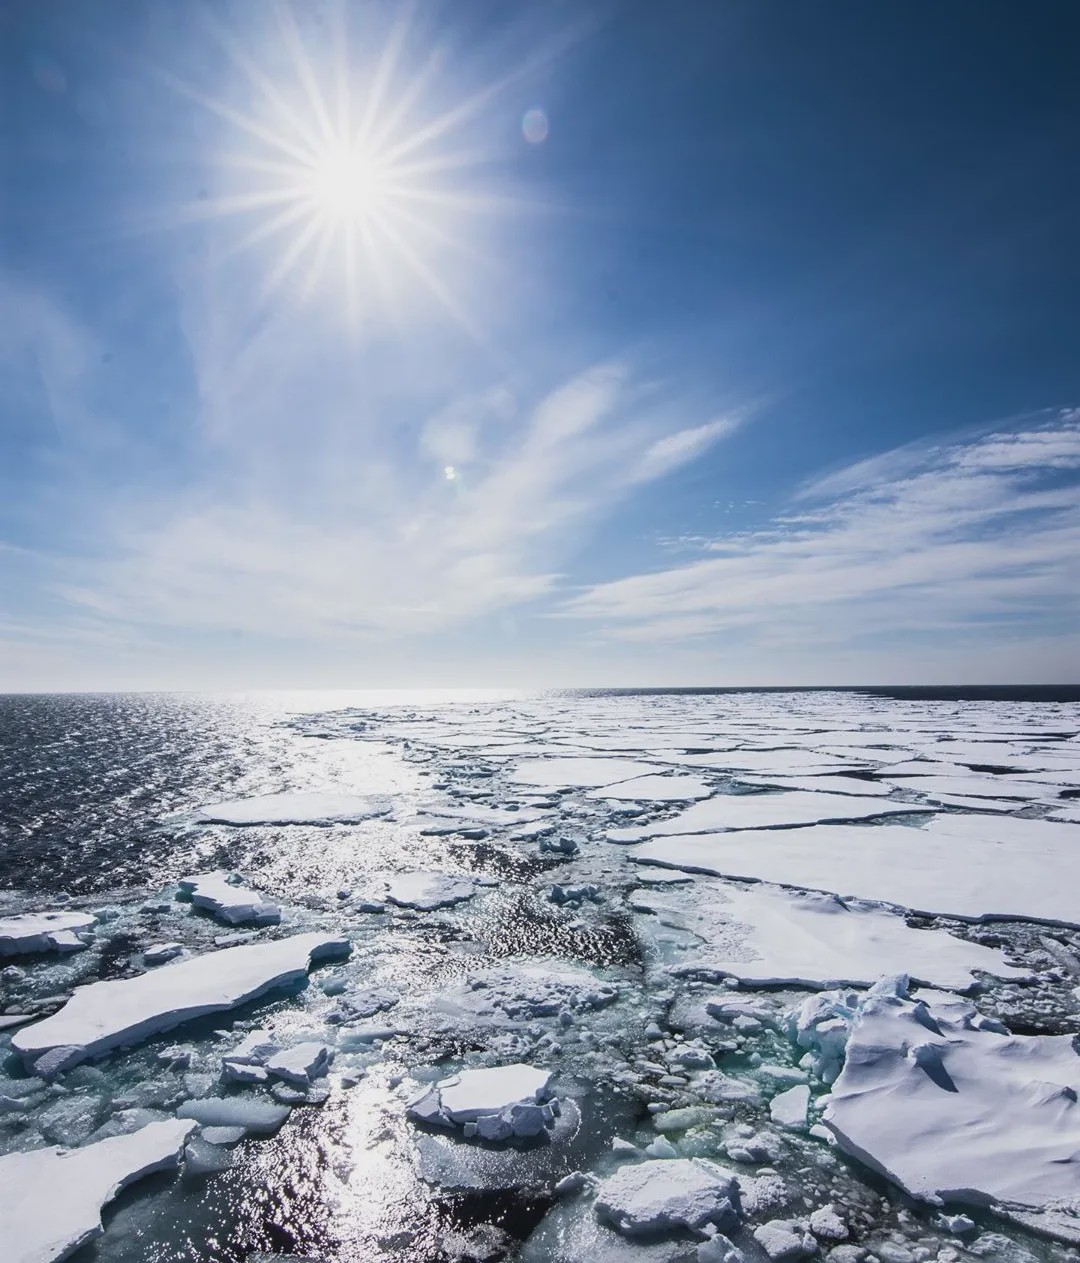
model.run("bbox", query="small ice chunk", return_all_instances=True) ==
[408,1063,557,1141]
[183,1135,233,1175]
[593,1157,741,1237]
[384,873,476,911]
[809,1205,848,1241]
[177,872,281,926]
[0,910,96,956]
[265,1042,333,1087]
[770,1084,810,1131]
[143,943,184,966]
[0,1119,194,1261]
[753,1220,817,1260]
[177,1096,291,1133]
[699,1235,744,1263]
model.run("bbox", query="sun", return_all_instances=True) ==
[166,4,531,334]
[306,143,392,226]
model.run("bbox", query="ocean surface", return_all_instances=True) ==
[2,688,1079,1263]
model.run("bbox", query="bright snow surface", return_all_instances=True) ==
[12,932,349,1069]
[195,791,390,824]
[631,813,1080,925]
[822,986,1080,1215]
[0,1119,194,1263]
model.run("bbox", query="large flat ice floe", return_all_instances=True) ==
[508,757,661,788]
[630,880,1029,990]
[0,1118,194,1263]
[586,773,712,802]
[631,813,1080,926]
[817,985,1080,1229]
[609,789,925,841]
[195,791,390,825]
[12,932,349,1071]
[0,910,96,956]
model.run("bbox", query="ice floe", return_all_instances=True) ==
[0,910,96,956]
[509,757,661,788]
[12,932,349,1071]
[593,1157,741,1237]
[408,1063,560,1141]
[630,880,1028,989]
[814,981,1080,1231]
[0,1118,194,1263]
[195,791,390,824]
[587,773,712,802]
[631,813,1080,925]
[384,872,476,910]
[177,871,281,925]
[608,790,925,841]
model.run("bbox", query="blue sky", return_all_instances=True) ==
[2,0,1078,688]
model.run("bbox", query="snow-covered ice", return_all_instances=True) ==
[818,982,1080,1222]
[12,932,349,1070]
[608,790,926,841]
[630,880,1029,989]
[593,1158,741,1237]
[408,1063,559,1141]
[509,757,661,788]
[631,813,1080,925]
[195,791,390,825]
[177,871,281,925]
[587,773,713,802]
[383,872,476,910]
[0,910,96,956]
[0,1119,194,1263]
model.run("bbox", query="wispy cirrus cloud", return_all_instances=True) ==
[51,351,740,639]
[559,410,1080,650]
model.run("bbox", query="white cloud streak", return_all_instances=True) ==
[560,411,1080,651]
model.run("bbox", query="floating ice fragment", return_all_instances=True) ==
[407,1063,558,1142]
[195,791,391,825]
[0,910,96,956]
[593,1157,742,1237]
[176,1095,291,1133]
[12,932,349,1071]
[177,872,281,926]
[769,1084,810,1131]
[753,1219,817,1260]
[265,1042,333,1086]
[0,1119,194,1263]
[384,872,476,911]
[143,942,184,965]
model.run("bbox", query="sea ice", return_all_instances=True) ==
[587,774,712,802]
[177,871,281,925]
[408,1063,559,1141]
[609,790,925,841]
[265,1041,333,1086]
[0,1119,194,1263]
[630,881,1027,990]
[176,1096,291,1133]
[592,1158,741,1237]
[630,814,1080,925]
[508,757,661,789]
[195,791,390,825]
[0,910,96,956]
[819,983,1080,1221]
[12,932,349,1071]
[384,872,476,911]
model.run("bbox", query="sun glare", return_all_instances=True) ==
[167,5,532,334]
[307,144,392,225]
